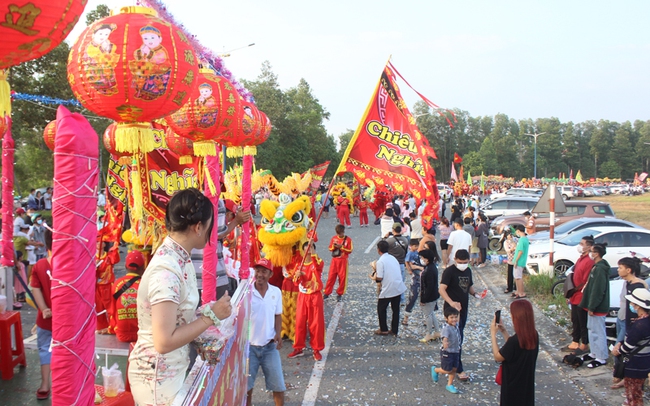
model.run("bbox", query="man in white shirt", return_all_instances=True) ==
[97,190,106,209]
[371,240,407,336]
[409,212,423,244]
[446,219,472,266]
[13,207,27,234]
[43,187,53,210]
[247,258,285,406]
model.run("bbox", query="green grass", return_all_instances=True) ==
[524,274,571,328]
[583,194,650,228]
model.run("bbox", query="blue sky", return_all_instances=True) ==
[75,0,650,138]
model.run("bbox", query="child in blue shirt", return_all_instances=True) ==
[431,306,461,394]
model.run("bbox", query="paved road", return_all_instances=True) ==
[251,213,619,406]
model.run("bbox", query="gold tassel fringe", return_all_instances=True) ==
[0,70,11,117]
[243,146,257,156]
[193,141,217,157]
[205,163,217,196]
[115,122,155,154]
[179,155,192,164]
[226,146,243,158]
[130,165,144,221]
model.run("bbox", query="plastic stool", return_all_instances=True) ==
[0,311,27,380]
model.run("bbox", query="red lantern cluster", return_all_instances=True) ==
[165,129,194,164]
[67,6,197,153]
[0,0,87,69]
[43,120,56,150]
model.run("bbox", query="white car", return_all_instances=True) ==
[480,196,538,220]
[526,227,650,278]
[489,188,543,200]
[437,185,453,202]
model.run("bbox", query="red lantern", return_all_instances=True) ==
[165,68,239,157]
[165,129,194,164]
[215,100,271,157]
[0,0,87,69]
[43,120,56,150]
[103,122,132,165]
[67,6,197,154]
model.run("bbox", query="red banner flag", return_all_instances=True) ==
[308,161,330,191]
[453,152,463,164]
[336,63,439,214]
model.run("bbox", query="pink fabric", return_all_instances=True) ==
[239,155,252,279]
[1,117,14,266]
[50,106,98,406]
[201,154,220,304]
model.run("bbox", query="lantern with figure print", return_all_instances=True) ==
[67,6,197,154]
[165,67,239,157]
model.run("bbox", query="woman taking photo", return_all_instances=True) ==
[611,288,650,406]
[490,299,539,406]
[129,188,233,405]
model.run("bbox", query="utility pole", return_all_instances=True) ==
[525,132,546,179]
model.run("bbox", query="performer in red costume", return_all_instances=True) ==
[335,192,352,227]
[324,224,353,301]
[357,197,369,227]
[287,241,325,361]
[109,250,145,342]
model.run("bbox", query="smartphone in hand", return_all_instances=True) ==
[495,310,501,324]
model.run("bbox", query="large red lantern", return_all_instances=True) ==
[165,68,239,157]
[165,129,194,164]
[0,0,87,69]
[67,6,198,154]
[43,120,56,150]
[214,100,269,158]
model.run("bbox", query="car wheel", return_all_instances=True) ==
[488,238,502,252]
[554,260,573,279]
[551,280,565,298]
[562,194,568,200]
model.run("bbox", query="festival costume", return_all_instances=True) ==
[109,272,141,343]
[280,252,302,341]
[357,200,369,226]
[335,195,352,227]
[324,235,353,297]
[293,254,325,352]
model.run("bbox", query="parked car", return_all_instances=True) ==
[480,196,539,221]
[609,184,630,194]
[582,187,603,197]
[528,217,643,243]
[437,184,453,202]
[489,188,543,200]
[606,263,650,342]
[526,227,650,277]
[489,200,616,249]
[558,186,578,200]
[593,186,611,195]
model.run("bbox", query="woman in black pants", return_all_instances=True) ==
[502,230,516,293]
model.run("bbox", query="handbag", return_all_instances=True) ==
[495,364,503,385]
[563,272,577,298]
[613,338,650,378]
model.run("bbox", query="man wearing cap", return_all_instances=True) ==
[110,250,146,343]
[14,207,27,234]
[247,258,285,406]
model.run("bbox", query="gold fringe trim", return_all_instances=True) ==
[226,146,243,158]
[115,122,155,154]
[193,141,217,157]
[204,163,217,196]
[0,70,11,117]
[243,146,257,156]
[179,155,192,164]
[130,164,144,222]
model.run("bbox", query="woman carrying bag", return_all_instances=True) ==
[611,288,650,406]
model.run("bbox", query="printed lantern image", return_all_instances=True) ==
[165,129,194,164]
[67,6,198,154]
[43,120,56,150]
[0,0,87,69]
[165,68,239,157]
[103,122,132,165]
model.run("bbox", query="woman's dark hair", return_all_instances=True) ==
[426,227,436,235]
[165,188,214,238]
[510,299,538,350]
[479,213,487,222]
[618,257,642,276]
[592,243,607,258]
[385,208,394,217]
[45,227,53,252]
[418,249,436,263]
[422,242,440,262]
[441,217,449,227]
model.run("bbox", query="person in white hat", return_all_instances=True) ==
[611,288,650,405]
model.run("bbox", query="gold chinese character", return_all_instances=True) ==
[184,49,194,65]
[227,93,235,103]
[1,4,41,35]
[177,31,189,44]
[224,82,232,90]
[226,106,235,116]
[221,118,232,127]
[182,70,194,86]
[172,91,187,106]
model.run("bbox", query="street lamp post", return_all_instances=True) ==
[219,43,255,57]
[525,132,546,179]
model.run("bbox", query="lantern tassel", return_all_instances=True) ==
[243,146,257,156]
[179,155,192,164]
[115,122,155,154]
[193,141,217,157]
[0,70,11,117]
[204,163,217,196]
[226,146,243,158]
[130,164,144,221]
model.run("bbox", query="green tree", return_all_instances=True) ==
[610,122,635,180]
[85,4,110,25]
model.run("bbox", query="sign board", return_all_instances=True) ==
[532,186,567,214]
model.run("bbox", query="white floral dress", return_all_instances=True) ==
[128,237,199,406]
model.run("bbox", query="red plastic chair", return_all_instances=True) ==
[0,311,27,380]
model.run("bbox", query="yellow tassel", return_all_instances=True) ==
[179,155,192,164]
[205,164,217,196]
[243,146,257,156]
[0,69,11,117]
[130,163,144,221]
[118,156,131,166]
[115,122,155,154]
[193,141,217,157]
[226,146,243,158]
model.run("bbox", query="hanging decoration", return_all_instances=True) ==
[43,120,56,150]
[164,67,239,157]
[165,129,194,164]
[0,0,87,69]
[103,122,132,165]
[11,92,82,107]
[67,6,198,154]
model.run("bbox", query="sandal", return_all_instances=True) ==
[514,294,527,299]
[586,360,605,368]
[36,389,51,400]
[610,379,625,389]
[503,289,513,294]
